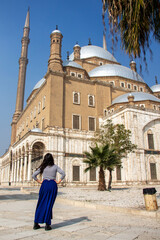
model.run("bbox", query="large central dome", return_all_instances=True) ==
[69,45,117,63]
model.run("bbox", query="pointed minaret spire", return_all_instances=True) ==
[88,38,92,45]
[103,31,107,50]
[155,76,158,84]
[11,9,30,144]
[67,51,69,60]
[24,7,30,28]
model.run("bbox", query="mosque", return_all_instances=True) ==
[0,9,160,186]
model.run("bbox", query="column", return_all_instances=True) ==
[11,160,14,182]
[23,154,28,181]
[16,158,20,182]
[27,153,32,181]
[20,156,23,182]
[14,159,17,182]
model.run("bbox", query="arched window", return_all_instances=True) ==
[73,92,80,104]
[30,112,33,122]
[26,117,28,127]
[109,81,115,86]
[88,95,95,107]
[104,109,107,116]
[127,84,131,89]
[71,72,76,77]
[147,130,154,149]
[74,93,78,103]
[42,118,45,131]
[34,107,36,118]
[153,105,157,110]
[42,96,46,109]
[140,87,143,92]
[38,102,41,114]
[134,85,137,90]
[121,82,125,88]
[77,74,82,78]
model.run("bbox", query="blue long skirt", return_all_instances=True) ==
[34,180,57,225]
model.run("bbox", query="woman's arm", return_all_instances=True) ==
[36,179,43,184]
[55,179,62,184]
[32,168,42,184]
[56,166,66,184]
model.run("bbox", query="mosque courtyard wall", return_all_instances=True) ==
[1,106,160,186]
[102,106,160,185]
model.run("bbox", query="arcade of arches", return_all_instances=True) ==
[8,142,45,185]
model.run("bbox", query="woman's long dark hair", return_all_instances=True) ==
[39,153,54,174]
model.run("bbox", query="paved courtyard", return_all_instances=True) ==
[0,186,160,240]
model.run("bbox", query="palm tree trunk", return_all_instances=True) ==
[108,169,112,190]
[98,166,106,191]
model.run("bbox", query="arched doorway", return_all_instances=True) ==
[31,142,45,176]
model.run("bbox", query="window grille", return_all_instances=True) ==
[73,115,80,129]
[90,167,96,181]
[73,166,80,181]
[89,117,95,131]
[150,163,157,180]
[116,166,121,181]
[148,134,154,149]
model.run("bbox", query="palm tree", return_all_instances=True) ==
[106,155,121,191]
[83,143,120,191]
[102,0,160,63]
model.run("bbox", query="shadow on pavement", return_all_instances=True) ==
[52,216,91,229]
[0,193,38,201]
[0,187,21,191]
[57,191,66,196]
[111,188,129,191]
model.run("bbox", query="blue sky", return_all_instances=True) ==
[0,0,160,156]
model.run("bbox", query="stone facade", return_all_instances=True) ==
[101,106,160,185]
[0,11,160,186]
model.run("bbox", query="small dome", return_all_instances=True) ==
[52,29,61,34]
[69,45,117,62]
[112,92,160,104]
[33,78,46,91]
[150,84,160,93]
[63,60,83,69]
[74,44,80,48]
[31,128,42,133]
[89,64,144,83]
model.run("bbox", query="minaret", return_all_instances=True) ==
[130,60,137,72]
[48,26,63,72]
[73,43,81,60]
[11,9,30,144]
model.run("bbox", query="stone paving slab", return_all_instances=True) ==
[0,187,160,240]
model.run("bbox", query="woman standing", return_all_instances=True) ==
[32,153,65,231]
